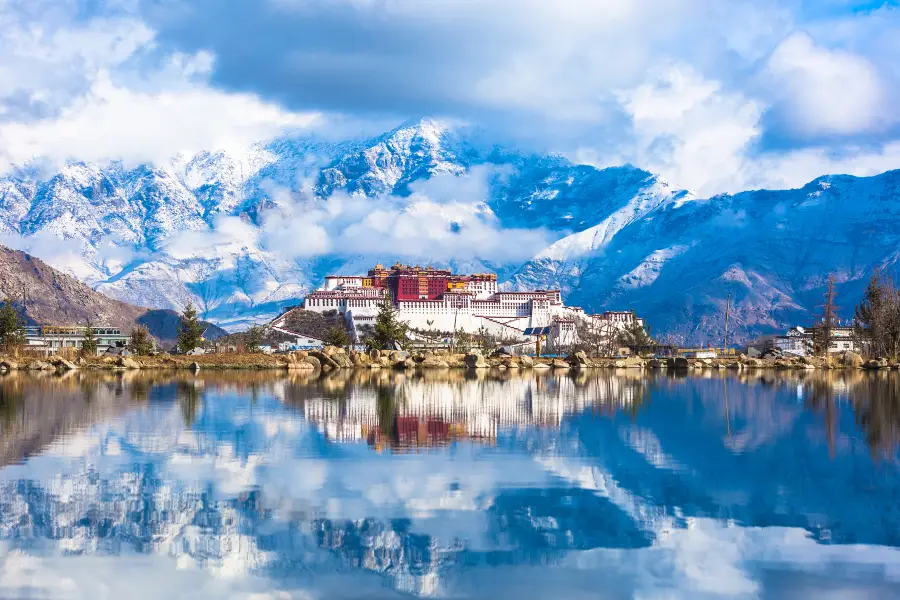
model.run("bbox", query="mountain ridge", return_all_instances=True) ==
[1,118,898,343]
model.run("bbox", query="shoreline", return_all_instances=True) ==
[1,348,897,373]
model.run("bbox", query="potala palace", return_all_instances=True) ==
[303,263,640,343]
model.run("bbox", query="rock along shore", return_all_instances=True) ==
[1,348,896,374]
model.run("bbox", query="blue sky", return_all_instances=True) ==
[1,0,899,195]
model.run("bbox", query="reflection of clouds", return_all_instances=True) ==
[1,372,900,598]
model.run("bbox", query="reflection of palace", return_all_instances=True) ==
[300,375,645,449]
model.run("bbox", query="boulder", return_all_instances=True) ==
[303,355,321,369]
[190,361,201,372]
[667,357,690,370]
[49,356,77,371]
[393,357,415,369]
[421,356,450,369]
[464,353,488,369]
[502,359,520,369]
[27,361,54,371]
[310,351,340,370]
[117,356,141,369]
[287,360,315,370]
[551,359,570,369]
[532,362,551,369]
[743,358,762,368]
[389,350,410,362]
[864,358,889,370]
[647,358,663,368]
[350,352,371,368]
[519,355,534,368]
[330,352,354,369]
[566,351,589,367]
[726,361,743,370]
[840,351,864,368]
[0,359,19,371]
[615,357,645,369]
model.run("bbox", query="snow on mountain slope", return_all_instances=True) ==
[507,176,692,296]
[1,117,899,340]
[510,171,900,342]
[317,118,467,197]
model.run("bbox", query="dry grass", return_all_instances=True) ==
[78,353,291,370]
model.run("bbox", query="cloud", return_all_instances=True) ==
[591,65,764,195]
[764,32,891,137]
[140,0,785,122]
[174,169,552,265]
[0,1,320,173]
[163,215,259,261]
[0,70,319,172]
[0,0,898,195]
[575,62,900,195]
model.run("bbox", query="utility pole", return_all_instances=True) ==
[723,293,731,357]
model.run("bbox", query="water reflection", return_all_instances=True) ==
[0,370,899,598]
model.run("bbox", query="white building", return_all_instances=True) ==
[769,326,856,357]
[304,265,577,341]
[24,326,130,356]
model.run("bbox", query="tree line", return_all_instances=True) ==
[854,270,900,359]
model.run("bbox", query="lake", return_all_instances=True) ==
[1,369,899,599]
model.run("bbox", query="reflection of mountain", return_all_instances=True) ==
[0,374,137,466]
[1,371,900,598]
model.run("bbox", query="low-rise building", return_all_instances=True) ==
[24,326,130,357]
[767,325,856,357]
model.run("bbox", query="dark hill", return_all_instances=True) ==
[0,245,226,344]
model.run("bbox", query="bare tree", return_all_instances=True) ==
[813,274,839,358]
[575,317,620,357]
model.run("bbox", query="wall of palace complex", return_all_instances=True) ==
[303,264,583,338]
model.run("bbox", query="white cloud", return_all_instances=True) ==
[0,2,320,173]
[765,32,890,136]
[163,215,259,261]
[0,70,319,173]
[576,61,900,195]
[580,65,764,196]
[170,170,552,265]
[0,0,898,196]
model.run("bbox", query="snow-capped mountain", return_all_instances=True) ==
[512,171,900,342]
[1,117,898,342]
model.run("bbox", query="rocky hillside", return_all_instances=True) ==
[0,244,148,328]
[0,245,225,343]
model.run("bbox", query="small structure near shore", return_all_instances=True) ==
[23,325,130,357]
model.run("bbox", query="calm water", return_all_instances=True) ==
[1,369,900,599]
